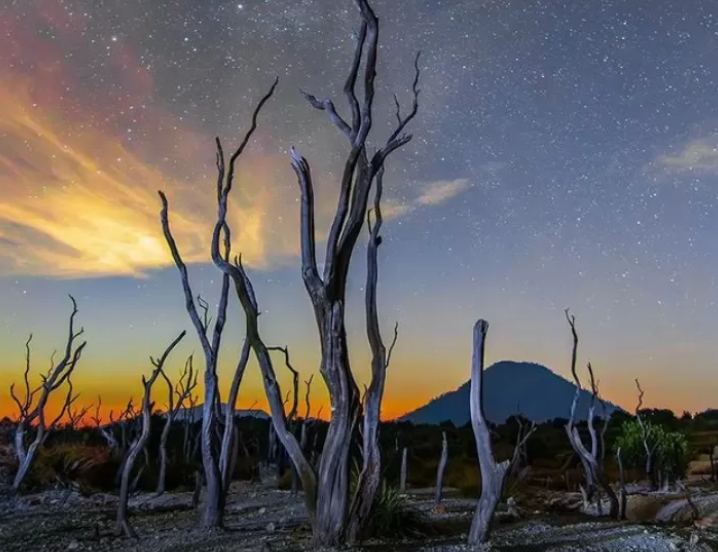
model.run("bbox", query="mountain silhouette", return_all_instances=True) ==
[174,404,269,423]
[398,361,624,425]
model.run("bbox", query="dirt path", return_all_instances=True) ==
[0,484,716,552]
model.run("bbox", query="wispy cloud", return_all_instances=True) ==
[658,135,718,173]
[384,178,470,219]
[415,179,470,206]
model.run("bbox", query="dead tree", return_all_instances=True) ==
[10,296,87,490]
[434,431,449,507]
[183,389,199,463]
[507,416,537,491]
[117,331,185,537]
[399,447,408,493]
[347,166,400,540]
[159,79,280,528]
[634,379,659,489]
[286,0,420,541]
[114,398,138,487]
[162,1,418,542]
[65,391,92,431]
[156,355,198,495]
[219,339,250,493]
[268,346,301,494]
[563,310,619,518]
[616,447,627,520]
[300,375,314,454]
[468,320,532,546]
[91,397,119,450]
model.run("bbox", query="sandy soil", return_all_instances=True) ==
[0,483,716,552]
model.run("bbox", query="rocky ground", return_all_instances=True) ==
[2,482,718,552]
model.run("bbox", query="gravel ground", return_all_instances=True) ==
[1,483,717,552]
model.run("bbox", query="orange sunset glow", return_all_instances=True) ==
[2,0,718,436]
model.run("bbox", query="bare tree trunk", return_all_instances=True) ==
[346,166,400,542]
[399,447,408,493]
[157,356,198,496]
[468,320,511,546]
[634,379,658,490]
[228,424,240,489]
[208,116,318,531]
[267,422,277,466]
[434,431,449,507]
[156,415,171,497]
[117,332,185,537]
[219,339,250,493]
[192,469,203,510]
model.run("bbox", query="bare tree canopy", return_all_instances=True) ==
[117,330,186,538]
[563,309,618,519]
[10,296,87,490]
[158,80,277,529]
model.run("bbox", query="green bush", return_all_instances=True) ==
[366,481,434,539]
[615,419,690,481]
[25,443,114,492]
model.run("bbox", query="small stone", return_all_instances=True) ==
[67,541,80,550]
[266,522,276,533]
[258,507,267,515]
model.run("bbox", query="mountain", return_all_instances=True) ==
[399,361,624,425]
[174,404,270,423]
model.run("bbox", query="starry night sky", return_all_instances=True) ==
[1,0,717,420]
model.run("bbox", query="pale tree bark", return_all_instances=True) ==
[467,320,536,546]
[399,447,408,493]
[10,297,87,490]
[114,399,139,488]
[156,355,198,496]
[219,339,250,493]
[563,310,618,519]
[117,331,185,537]
[268,347,301,494]
[508,415,535,481]
[616,447,627,520]
[166,0,418,542]
[90,397,120,450]
[160,202,229,528]
[287,0,420,538]
[300,375,314,454]
[346,165,400,541]
[634,379,659,489]
[158,82,278,527]
[113,399,135,454]
[468,320,511,546]
[434,431,449,507]
[208,119,317,523]
[183,391,198,464]
[65,394,92,431]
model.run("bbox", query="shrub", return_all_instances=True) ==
[25,443,113,492]
[366,481,434,539]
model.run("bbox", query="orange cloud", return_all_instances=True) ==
[0,80,308,278]
[0,2,440,280]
